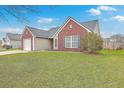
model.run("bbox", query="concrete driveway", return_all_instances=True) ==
[0,50,29,56]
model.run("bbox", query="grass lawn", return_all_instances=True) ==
[0,47,20,52]
[0,50,124,88]
[0,47,6,51]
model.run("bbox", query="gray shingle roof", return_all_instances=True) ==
[27,26,50,38]
[7,33,21,41]
[81,20,98,31]
[48,27,59,37]
[26,26,59,38]
[104,34,124,43]
[26,19,100,39]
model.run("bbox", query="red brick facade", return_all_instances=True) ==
[57,19,88,51]
[21,28,33,50]
[21,18,90,52]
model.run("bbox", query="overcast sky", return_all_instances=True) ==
[0,5,124,39]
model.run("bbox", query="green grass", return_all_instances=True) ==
[0,47,20,51]
[0,47,6,51]
[0,50,124,87]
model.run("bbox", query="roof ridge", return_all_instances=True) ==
[81,19,99,23]
[26,26,48,32]
[6,32,21,41]
[7,32,21,35]
[80,19,100,34]
[25,17,100,38]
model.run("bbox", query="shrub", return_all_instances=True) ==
[81,32,103,53]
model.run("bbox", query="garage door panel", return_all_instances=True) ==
[35,38,52,50]
[23,39,31,51]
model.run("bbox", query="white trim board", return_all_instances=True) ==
[21,26,35,51]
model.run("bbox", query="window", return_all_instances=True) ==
[54,38,58,49]
[69,24,72,29]
[68,24,73,31]
[72,36,79,48]
[65,36,71,48]
[55,38,57,48]
[65,35,80,48]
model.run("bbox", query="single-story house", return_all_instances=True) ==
[2,33,21,48]
[21,17,100,51]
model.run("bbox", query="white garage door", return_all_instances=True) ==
[23,39,31,51]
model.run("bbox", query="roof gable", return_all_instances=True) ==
[51,17,92,38]
[24,17,100,39]
[6,33,21,41]
[26,26,59,39]
[26,26,50,38]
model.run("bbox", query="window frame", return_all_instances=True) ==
[64,35,80,48]
[54,37,58,49]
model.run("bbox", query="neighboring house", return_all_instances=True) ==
[2,33,21,48]
[103,34,124,49]
[21,17,100,51]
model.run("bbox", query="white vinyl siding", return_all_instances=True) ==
[10,40,21,48]
[65,35,80,48]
